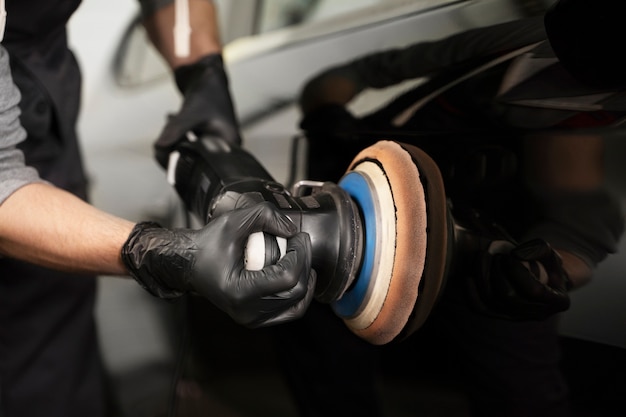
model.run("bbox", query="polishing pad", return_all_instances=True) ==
[333,141,449,345]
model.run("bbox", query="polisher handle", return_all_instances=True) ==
[244,232,287,271]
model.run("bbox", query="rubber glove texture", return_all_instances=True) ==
[121,203,316,328]
[154,53,242,168]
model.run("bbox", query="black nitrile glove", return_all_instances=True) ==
[467,238,572,321]
[121,202,316,328]
[155,53,242,168]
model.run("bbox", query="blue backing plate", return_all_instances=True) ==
[333,171,378,317]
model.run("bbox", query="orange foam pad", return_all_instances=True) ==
[345,140,428,345]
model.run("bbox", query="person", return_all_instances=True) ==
[0,1,315,416]
[271,1,625,416]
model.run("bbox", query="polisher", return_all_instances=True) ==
[166,134,451,345]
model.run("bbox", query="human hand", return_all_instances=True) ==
[121,202,316,328]
[154,53,242,168]
[467,239,572,321]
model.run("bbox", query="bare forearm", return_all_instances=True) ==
[0,183,135,275]
[141,0,222,69]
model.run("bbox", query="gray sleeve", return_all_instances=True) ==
[0,46,42,205]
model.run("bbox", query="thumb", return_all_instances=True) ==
[238,202,298,238]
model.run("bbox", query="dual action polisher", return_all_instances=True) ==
[166,135,452,345]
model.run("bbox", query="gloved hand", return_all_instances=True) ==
[121,202,316,328]
[467,238,572,321]
[154,53,242,168]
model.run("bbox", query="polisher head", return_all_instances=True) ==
[333,141,450,345]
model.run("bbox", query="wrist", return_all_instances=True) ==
[142,0,222,68]
[121,222,191,299]
[174,52,224,94]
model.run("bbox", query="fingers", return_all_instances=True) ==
[233,232,315,327]
[512,239,553,261]
[241,232,312,296]
[197,202,312,328]
[253,269,317,328]
[232,192,265,209]
[236,202,298,238]
[470,241,571,321]
[490,252,570,319]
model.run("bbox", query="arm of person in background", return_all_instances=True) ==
[471,132,624,321]
[523,133,624,289]
[527,0,626,285]
[468,0,625,320]
[138,0,241,167]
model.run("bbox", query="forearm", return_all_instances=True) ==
[524,134,624,288]
[140,0,221,69]
[0,182,135,275]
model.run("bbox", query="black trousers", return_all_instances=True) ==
[0,262,105,417]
